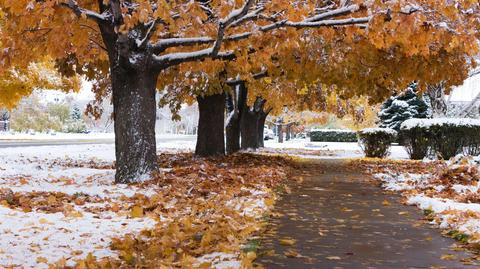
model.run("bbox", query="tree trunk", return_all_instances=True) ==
[278,124,284,143]
[257,111,269,148]
[112,68,158,184]
[240,107,259,149]
[225,82,247,155]
[225,93,240,154]
[196,93,226,156]
[286,124,291,141]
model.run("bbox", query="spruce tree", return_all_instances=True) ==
[378,82,430,131]
[71,106,82,121]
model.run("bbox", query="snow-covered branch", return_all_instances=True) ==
[151,0,370,68]
[306,4,361,22]
[61,0,108,24]
[153,47,235,68]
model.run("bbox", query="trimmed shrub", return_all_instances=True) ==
[357,128,397,158]
[309,129,357,142]
[398,125,430,160]
[401,118,480,160]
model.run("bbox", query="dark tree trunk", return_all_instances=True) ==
[240,108,260,149]
[225,82,247,154]
[226,97,241,155]
[278,124,284,143]
[112,68,158,184]
[286,124,291,141]
[196,93,226,156]
[257,109,270,148]
[240,96,268,150]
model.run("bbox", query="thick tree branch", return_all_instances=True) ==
[153,47,235,68]
[151,0,371,69]
[110,0,123,26]
[305,4,360,22]
[60,0,107,24]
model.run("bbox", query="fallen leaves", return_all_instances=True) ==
[441,254,457,261]
[129,205,144,218]
[279,238,296,246]
[67,153,296,268]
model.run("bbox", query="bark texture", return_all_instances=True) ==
[240,107,260,149]
[240,96,268,150]
[257,109,270,148]
[225,82,247,154]
[196,93,226,156]
[112,67,158,184]
[278,124,284,143]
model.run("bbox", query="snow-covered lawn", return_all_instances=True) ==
[264,139,409,159]
[0,132,196,141]
[366,157,480,243]
[0,143,284,268]
[0,144,156,267]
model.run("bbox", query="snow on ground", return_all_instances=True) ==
[372,159,480,243]
[0,140,274,268]
[0,132,197,141]
[0,144,161,268]
[264,139,409,159]
[0,206,156,268]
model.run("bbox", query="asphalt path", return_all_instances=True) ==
[256,159,479,269]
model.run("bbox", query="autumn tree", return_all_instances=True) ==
[1,0,479,183]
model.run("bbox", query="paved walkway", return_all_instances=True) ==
[256,159,478,269]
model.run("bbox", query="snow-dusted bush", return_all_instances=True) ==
[401,118,480,159]
[399,125,431,160]
[309,129,357,142]
[357,128,397,158]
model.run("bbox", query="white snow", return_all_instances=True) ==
[407,195,480,213]
[359,128,397,135]
[263,139,409,159]
[401,118,480,130]
[0,143,161,268]
[309,128,354,133]
[372,158,480,243]
[0,139,273,268]
[0,206,156,268]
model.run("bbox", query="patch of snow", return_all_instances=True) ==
[401,118,480,130]
[0,206,155,268]
[358,128,397,136]
[407,195,480,213]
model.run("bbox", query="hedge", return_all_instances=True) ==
[400,118,480,160]
[357,128,397,158]
[309,129,357,142]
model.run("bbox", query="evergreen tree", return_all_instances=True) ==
[71,106,82,121]
[378,82,430,131]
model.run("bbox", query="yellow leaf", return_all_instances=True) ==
[47,195,57,205]
[441,254,457,261]
[130,206,144,218]
[36,256,48,263]
[279,238,296,246]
